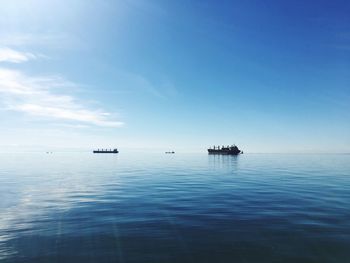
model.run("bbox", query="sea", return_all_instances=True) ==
[0,152,349,262]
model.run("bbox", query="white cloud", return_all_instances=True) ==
[0,47,36,63]
[0,67,123,127]
[15,104,121,127]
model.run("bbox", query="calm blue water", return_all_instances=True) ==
[0,153,349,262]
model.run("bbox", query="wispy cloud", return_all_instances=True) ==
[14,104,120,127]
[0,49,123,127]
[124,71,165,98]
[333,44,350,51]
[125,0,167,16]
[109,71,178,99]
[0,47,36,63]
[332,31,350,51]
[0,33,85,50]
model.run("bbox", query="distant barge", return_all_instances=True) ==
[93,148,119,154]
[208,145,243,155]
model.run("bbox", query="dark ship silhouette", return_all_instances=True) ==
[93,148,119,153]
[208,145,243,155]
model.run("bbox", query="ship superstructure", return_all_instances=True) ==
[93,148,119,153]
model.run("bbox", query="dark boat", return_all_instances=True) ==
[208,145,242,155]
[93,148,119,153]
[165,151,175,154]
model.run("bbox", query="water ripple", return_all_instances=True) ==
[0,153,349,262]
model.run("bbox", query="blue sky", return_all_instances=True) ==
[0,0,349,153]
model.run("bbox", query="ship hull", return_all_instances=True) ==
[208,149,241,155]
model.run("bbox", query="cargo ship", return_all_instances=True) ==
[208,145,242,155]
[93,148,119,153]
